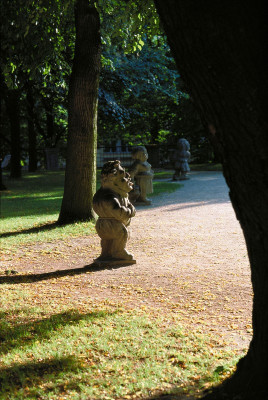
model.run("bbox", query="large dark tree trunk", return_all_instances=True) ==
[154,1,268,399]
[6,89,21,178]
[26,84,37,172]
[58,0,101,224]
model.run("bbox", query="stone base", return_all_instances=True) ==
[134,200,152,206]
[93,258,136,266]
[172,176,190,181]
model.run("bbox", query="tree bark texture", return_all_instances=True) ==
[154,1,268,398]
[58,0,101,224]
[6,90,21,178]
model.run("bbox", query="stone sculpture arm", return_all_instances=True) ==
[111,197,135,221]
[94,188,135,223]
[127,201,136,217]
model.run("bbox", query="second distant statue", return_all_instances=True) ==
[172,138,191,181]
[129,146,154,205]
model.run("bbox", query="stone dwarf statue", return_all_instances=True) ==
[93,160,136,263]
[172,138,191,181]
[128,146,154,205]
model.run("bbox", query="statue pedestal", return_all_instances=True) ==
[93,258,136,267]
[134,200,152,206]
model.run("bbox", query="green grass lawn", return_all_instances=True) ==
[0,285,239,400]
[0,172,94,251]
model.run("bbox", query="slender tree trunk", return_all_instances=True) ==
[0,162,6,190]
[150,118,159,143]
[43,98,55,148]
[6,89,21,178]
[0,85,7,190]
[58,0,101,224]
[26,85,37,172]
[154,1,268,399]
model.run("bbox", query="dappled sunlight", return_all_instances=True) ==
[2,192,63,200]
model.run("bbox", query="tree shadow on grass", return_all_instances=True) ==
[0,221,60,238]
[0,261,131,284]
[144,375,268,400]
[0,355,86,398]
[0,308,199,400]
[0,356,200,400]
[140,382,247,400]
[143,390,197,399]
[1,309,251,400]
[0,307,118,398]
[0,309,116,356]
[143,388,201,400]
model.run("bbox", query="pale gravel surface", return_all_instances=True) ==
[2,171,253,351]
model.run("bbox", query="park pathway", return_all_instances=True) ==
[110,171,252,350]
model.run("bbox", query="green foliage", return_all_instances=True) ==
[1,0,74,88]
[0,0,75,171]
[1,0,209,170]
[96,0,160,52]
[98,39,190,145]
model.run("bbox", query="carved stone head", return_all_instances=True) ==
[177,138,190,152]
[131,146,148,162]
[101,160,133,196]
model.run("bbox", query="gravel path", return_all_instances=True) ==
[121,171,252,349]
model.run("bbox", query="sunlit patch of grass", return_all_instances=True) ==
[0,219,95,254]
[154,169,174,179]
[150,181,182,197]
[0,171,65,219]
[0,171,96,253]
[0,286,240,400]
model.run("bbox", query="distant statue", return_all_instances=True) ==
[128,146,154,205]
[172,138,191,181]
[0,155,10,191]
[0,161,7,190]
[93,160,136,263]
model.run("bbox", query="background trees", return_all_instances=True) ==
[98,40,203,146]
[1,0,209,221]
[0,0,208,178]
[0,0,73,175]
